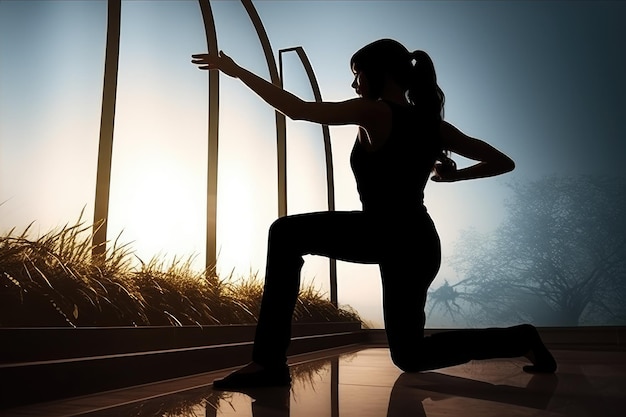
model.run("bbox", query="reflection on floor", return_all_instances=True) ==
[3,346,625,417]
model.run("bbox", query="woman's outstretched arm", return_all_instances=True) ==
[191,51,388,136]
[432,121,515,182]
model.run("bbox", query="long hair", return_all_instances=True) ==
[350,39,452,166]
[350,38,444,120]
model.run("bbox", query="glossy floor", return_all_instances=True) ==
[3,346,625,417]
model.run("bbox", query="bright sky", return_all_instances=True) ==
[1,1,624,328]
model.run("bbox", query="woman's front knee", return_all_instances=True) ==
[268,216,295,242]
[267,216,307,263]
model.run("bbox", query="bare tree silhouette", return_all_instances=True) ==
[428,175,626,326]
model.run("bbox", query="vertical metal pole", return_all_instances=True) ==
[331,357,339,417]
[92,0,121,260]
[198,0,220,272]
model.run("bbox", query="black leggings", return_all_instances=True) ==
[252,210,532,372]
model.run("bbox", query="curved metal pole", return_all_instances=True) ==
[279,46,338,307]
[198,0,220,272]
[241,0,287,218]
[291,47,336,212]
[92,0,121,260]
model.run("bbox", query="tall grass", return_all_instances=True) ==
[0,214,361,327]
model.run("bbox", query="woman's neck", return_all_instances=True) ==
[380,83,409,106]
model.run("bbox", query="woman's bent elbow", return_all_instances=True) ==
[502,158,515,173]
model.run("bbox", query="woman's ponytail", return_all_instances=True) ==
[408,50,445,121]
[409,51,455,172]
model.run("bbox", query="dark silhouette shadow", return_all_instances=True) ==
[192,38,554,389]
[386,371,559,417]
[219,385,291,417]
[78,352,626,417]
[205,361,558,417]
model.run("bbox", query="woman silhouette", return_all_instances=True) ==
[192,38,556,389]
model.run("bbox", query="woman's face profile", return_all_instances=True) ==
[351,70,369,98]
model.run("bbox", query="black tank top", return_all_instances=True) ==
[350,101,441,215]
